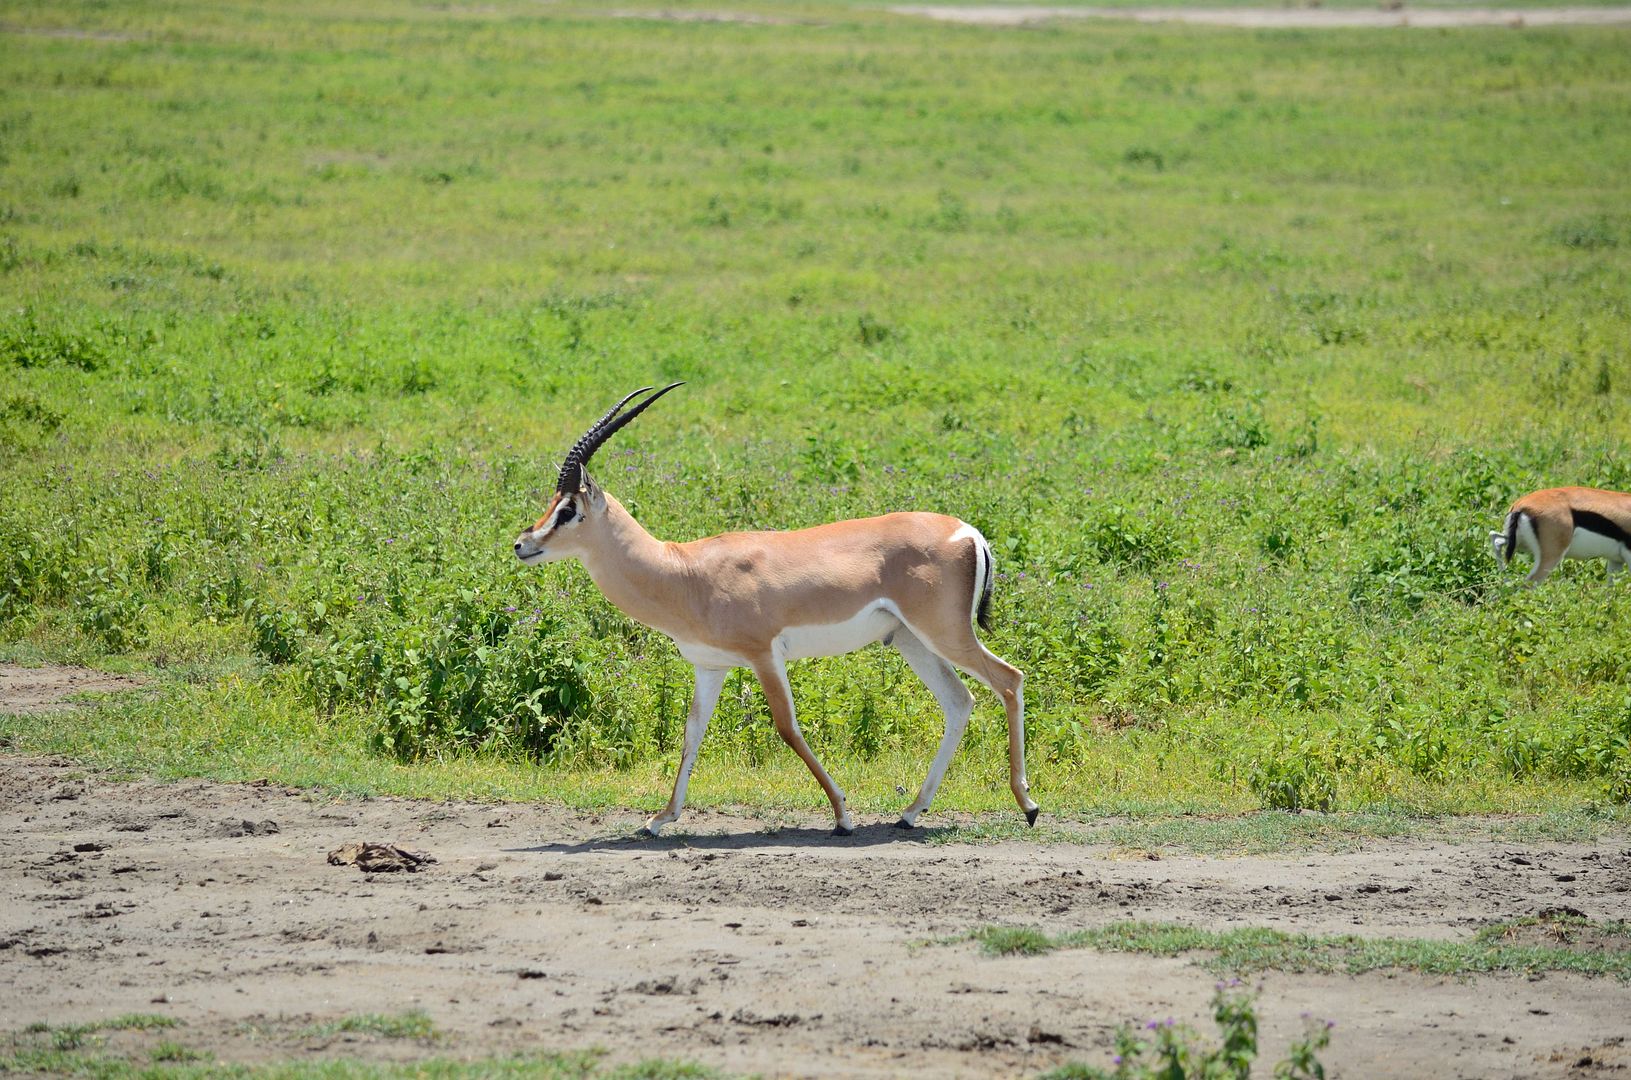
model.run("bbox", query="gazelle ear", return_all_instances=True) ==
[580,470,607,509]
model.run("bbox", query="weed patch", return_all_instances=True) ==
[972,915,1631,979]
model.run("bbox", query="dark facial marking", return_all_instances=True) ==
[556,502,577,526]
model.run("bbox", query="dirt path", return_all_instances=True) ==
[2,756,1629,1076]
[0,665,145,714]
[890,4,1631,27]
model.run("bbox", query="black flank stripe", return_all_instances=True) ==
[1571,508,1631,548]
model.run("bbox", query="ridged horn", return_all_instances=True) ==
[555,382,684,493]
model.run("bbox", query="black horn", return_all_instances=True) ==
[555,382,684,494]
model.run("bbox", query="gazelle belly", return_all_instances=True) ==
[1566,527,1626,561]
[777,600,902,661]
[673,639,754,669]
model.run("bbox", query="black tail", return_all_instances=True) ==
[976,540,995,631]
[1501,510,1522,567]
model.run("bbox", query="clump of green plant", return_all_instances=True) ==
[975,925,1056,956]
[300,1010,438,1040]
[1040,984,1332,1080]
[1247,733,1338,813]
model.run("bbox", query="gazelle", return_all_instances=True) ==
[514,384,1038,837]
[1491,486,1631,583]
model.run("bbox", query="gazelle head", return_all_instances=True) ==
[513,382,683,565]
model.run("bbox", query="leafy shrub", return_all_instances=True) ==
[1551,213,1622,250]
[1082,505,1178,570]
[1042,985,1332,1080]
[1247,733,1338,812]
[0,311,106,370]
[74,565,148,651]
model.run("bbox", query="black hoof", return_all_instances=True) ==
[637,826,659,839]
[832,825,854,837]
[1025,807,1040,827]
[893,819,917,830]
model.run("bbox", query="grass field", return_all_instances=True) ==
[2,0,1630,823]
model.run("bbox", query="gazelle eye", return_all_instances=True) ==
[556,503,576,526]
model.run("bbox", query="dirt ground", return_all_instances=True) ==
[0,752,1627,1078]
[0,665,146,714]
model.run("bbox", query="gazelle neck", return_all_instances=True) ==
[575,492,687,633]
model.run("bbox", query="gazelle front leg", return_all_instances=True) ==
[641,666,728,837]
[752,654,854,836]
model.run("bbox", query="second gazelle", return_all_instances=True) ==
[514,384,1038,836]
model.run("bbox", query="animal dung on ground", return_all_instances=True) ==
[326,842,436,873]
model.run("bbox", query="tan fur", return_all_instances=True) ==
[1498,486,1631,583]
[516,477,1036,835]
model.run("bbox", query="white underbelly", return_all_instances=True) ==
[1566,528,1626,561]
[778,601,902,660]
[673,640,753,669]
[672,601,903,669]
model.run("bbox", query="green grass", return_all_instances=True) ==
[299,1013,438,1042]
[0,1042,722,1080]
[972,916,1631,978]
[5,1021,715,1078]
[2,0,1631,821]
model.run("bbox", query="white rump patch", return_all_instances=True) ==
[949,521,988,626]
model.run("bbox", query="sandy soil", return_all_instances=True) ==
[0,665,146,714]
[1,754,1628,1077]
[890,4,1631,27]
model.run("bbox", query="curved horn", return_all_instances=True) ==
[556,386,651,494]
[556,382,684,493]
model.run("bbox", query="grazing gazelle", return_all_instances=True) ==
[1491,486,1631,583]
[514,384,1038,837]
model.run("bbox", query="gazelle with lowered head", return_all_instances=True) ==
[514,384,1038,837]
[1491,486,1631,583]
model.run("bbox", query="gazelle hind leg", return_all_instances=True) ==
[1526,548,1566,585]
[1525,517,1570,585]
[642,666,728,837]
[752,655,854,836]
[893,629,975,828]
[913,628,1039,825]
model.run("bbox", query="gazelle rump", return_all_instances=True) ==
[1491,486,1631,584]
[514,385,1038,836]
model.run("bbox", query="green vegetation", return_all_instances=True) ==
[2,1,1631,821]
[299,1012,438,1042]
[20,1016,180,1053]
[972,915,1631,978]
[1040,985,1331,1080]
[1,1030,719,1080]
